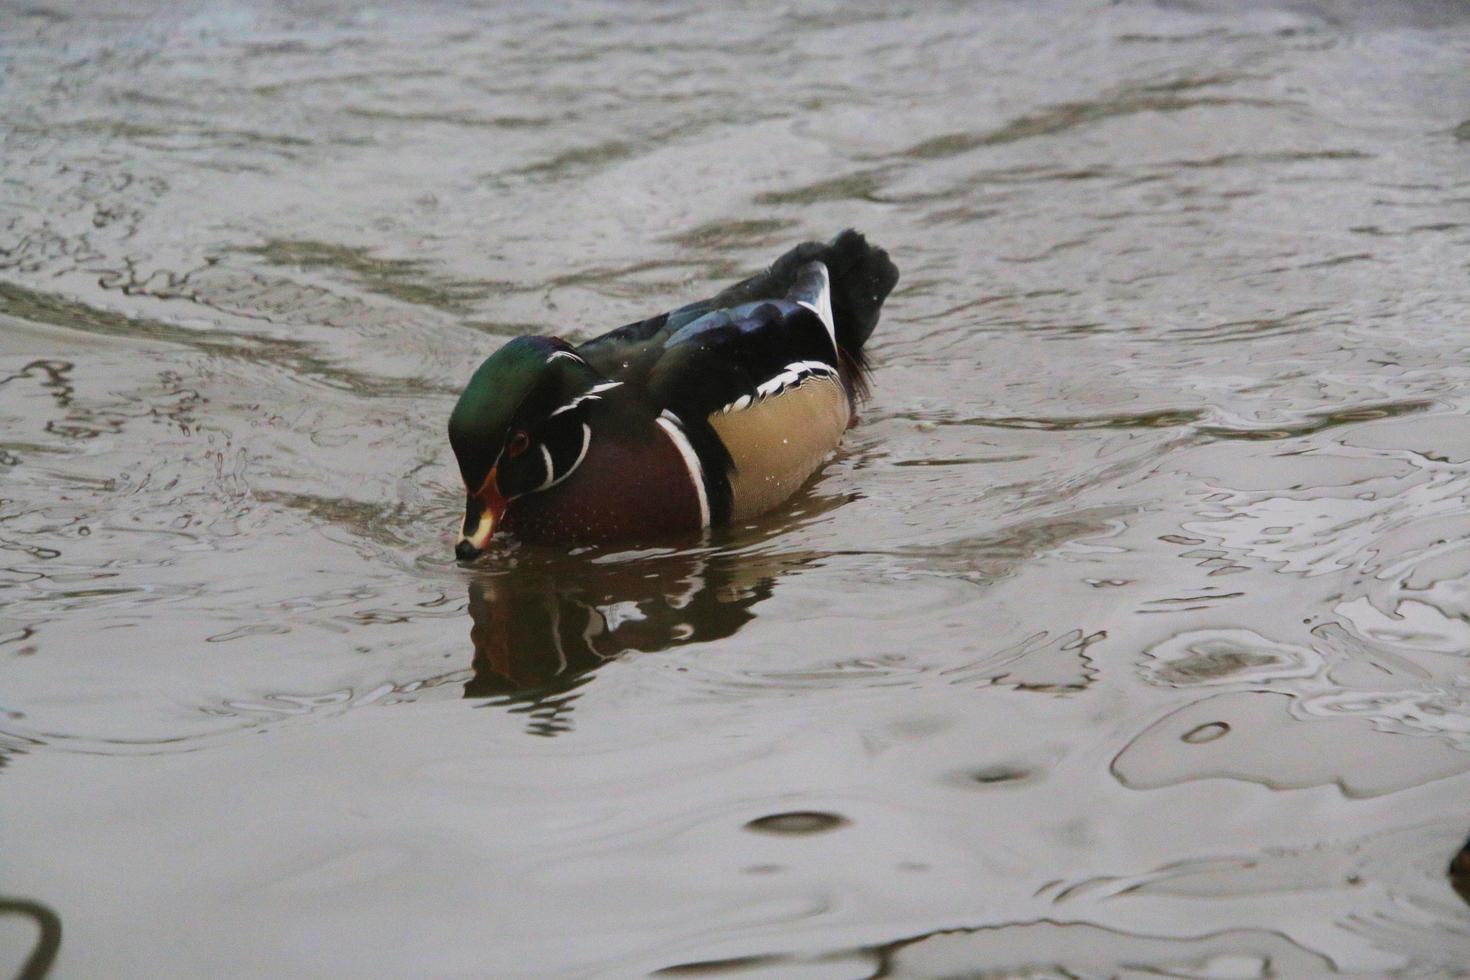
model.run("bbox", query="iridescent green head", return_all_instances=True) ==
[448,336,605,559]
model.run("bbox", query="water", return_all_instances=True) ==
[3,0,1470,975]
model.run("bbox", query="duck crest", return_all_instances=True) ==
[450,229,898,555]
[449,338,598,487]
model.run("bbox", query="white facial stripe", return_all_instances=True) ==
[654,413,710,529]
[547,350,585,365]
[535,443,556,492]
[796,261,837,355]
[542,423,591,492]
[587,381,623,395]
[523,424,593,495]
[550,393,600,417]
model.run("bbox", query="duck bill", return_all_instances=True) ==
[455,469,507,561]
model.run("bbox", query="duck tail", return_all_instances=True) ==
[814,228,898,372]
[710,229,898,396]
[779,230,897,399]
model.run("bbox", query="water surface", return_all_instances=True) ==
[4,0,1470,976]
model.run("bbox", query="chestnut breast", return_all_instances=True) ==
[503,416,704,542]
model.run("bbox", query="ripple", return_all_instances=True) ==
[929,408,1204,432]
[1140,629,1323,687]
[886,90,1290,160]
[1194,399,1434,442]
[5,0,1470,974]
[951,760,1047,788]
[653,953,789,976]
[942,629,1105,693]
[873,920,1337,979]
[1112,691,1470,798]
[0,896,62,980]
[240,239,494,315]
[743,812,849,836]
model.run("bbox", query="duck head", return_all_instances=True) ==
[448,337,607,560]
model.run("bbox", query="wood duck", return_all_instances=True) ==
[449,229,898,557]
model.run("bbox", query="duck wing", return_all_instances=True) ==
[579,227,898,416]
[574,231,897,526]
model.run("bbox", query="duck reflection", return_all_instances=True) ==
[463,545,811,706]
[0,896,62,980]
[1452,835,1470,908]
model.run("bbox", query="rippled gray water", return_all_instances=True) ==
[4,1,1470,976]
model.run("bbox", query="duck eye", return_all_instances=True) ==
[507,430,530,458]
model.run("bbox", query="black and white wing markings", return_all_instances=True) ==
[786,261,837,356]
[575,259,839,394]
[646,297,842,424]
[717,360,840,414]
[635,293,843,528]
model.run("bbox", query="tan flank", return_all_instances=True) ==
[710,377,850,520]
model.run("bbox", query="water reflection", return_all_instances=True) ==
[6,0,1470,972]
[463,545,812,726]
[0,897,61,980]
[867,920,1338,978]
[1452,836,1470,908]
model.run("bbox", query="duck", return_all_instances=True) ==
[448,229,899,558]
